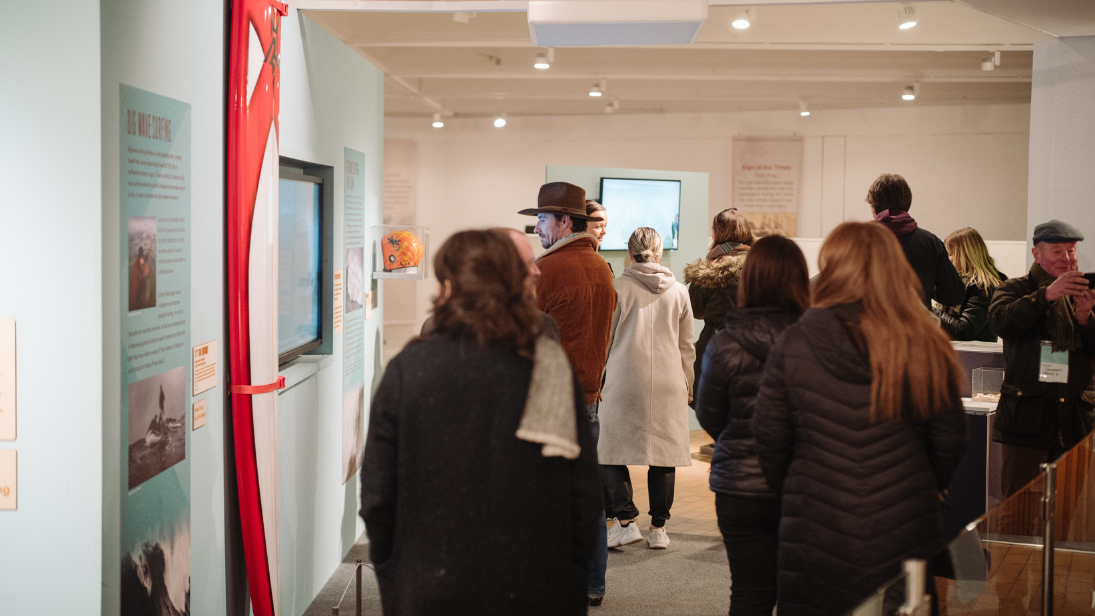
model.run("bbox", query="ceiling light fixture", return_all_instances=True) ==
[982,50,1001,71]
[732,6,754,29]
[799,101,810,117]
[432,113,444,128]
[589,80,604,97]
[494,114,507,128]
[902,83,919,101]
[534,48,554,70]
[453,12,476,24]
[605,99,620,114]
[897,3,916,29]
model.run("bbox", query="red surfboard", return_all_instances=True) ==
[227,2,288,615]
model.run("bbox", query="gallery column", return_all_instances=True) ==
[1027,36,1095,270]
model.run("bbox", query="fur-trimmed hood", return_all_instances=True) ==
[684,253,747,290]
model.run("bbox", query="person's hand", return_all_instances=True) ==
[1076,288,1095,326]
[1045,270,1090,302]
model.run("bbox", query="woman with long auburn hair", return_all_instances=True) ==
[932,226,1008,342]
[360,229,602,616]
[694,235,810,616]
[752,222,968,616]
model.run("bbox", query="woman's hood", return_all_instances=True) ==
[623,262,676,294]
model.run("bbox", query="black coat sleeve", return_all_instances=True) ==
[935,285,990,341]
[688,283,710,320]
[933,241,966,307]
[924,388,969,491]
[752,336,794,494]
[695,336,732,441]
[569,374,602,567]
[360,357,403,567]
[988,277,1049,341]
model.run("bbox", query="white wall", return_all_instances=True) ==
[1029,37,1095,271]
[386,103,1031,325]
[0,2,103,613]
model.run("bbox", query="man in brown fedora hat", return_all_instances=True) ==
[520,181,616,607]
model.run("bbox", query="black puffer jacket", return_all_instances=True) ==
[695,306,801,498]
[684,252,747,390]
[753,303,968,616]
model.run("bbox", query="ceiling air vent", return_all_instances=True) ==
[528,0,709,47]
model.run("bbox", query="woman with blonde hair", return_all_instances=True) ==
[752,222,968,616]
[933,227,1007,342]
[684,208,754,394]
[600,227,696,550]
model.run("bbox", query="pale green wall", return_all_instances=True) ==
[0,2,103,613]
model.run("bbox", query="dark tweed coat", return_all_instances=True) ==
[360,336,602,616]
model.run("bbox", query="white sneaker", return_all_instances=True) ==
[607,519,643,547]
[647,527,670,549]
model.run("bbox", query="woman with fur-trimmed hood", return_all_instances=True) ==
[684,208,754,392]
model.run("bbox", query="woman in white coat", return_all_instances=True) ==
[600,227,696,550]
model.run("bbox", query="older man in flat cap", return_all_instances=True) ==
[520,182,616,607]
[989,219,1095,497]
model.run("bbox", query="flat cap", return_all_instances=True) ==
[1033,219,1085,244]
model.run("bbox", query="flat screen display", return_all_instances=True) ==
[598,177,681,251]
[278,176,322,357]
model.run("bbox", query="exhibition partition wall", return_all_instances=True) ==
[98,2,384,616]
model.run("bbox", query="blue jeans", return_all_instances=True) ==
[587,402,607,598]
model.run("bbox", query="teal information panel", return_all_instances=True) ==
[342,148,366,483]
[118,85,192,616]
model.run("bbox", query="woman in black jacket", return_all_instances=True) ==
[932,227,1007,342]
[695,235,810,616]
[753,222,968,616]
[360,230,601,616]
[684,208,754,393]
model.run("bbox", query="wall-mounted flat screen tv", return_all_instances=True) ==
[277,174,322,362]
[598,177,681,251]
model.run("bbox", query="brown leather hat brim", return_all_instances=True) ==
[517,207,596,221]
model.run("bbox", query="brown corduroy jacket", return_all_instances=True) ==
[535,233,617,405]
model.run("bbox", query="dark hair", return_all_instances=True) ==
[711,208,754,248]
[570,215,588,233]
[866,174,912,214]
[138,246,145,259]
[737,235,809,312]
[430,229,540,357]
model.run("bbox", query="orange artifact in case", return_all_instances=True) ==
[382,230,424,271]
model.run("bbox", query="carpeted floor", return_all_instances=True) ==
[303,532,731,616]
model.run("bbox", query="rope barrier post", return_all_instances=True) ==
[1042,462,1057,616]
[356,559,363,616]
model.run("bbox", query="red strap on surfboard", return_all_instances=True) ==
[231,376,285,395]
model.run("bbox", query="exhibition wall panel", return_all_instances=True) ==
[277,11,385,616]
[389,103,1031,326]
[0,2,103,613]
[98,3,383,616]
[100,1,228,614]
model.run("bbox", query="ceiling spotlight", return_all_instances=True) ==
[589,84,603,97]
[432,113,444,128]
[534,48,554,70]
[494,114,507,128]
[732,6,754,29]
[799,101,810,117]
[605,99,620,114]
[902,83,919,101]
[982,50,1001,71]
[897,3,916,29]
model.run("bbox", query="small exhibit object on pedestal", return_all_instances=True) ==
[373,226,430,280]
[972,367,1004,402]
